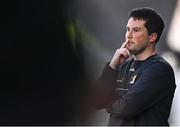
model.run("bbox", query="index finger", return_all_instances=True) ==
[120,40,128,48]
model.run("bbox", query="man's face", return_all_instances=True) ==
[125,17,150,55]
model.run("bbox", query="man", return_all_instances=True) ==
[92,7,176,126]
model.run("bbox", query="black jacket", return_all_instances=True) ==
[93,54,176,126]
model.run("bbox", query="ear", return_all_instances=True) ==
[148,33,158,43]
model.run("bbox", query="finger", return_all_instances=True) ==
[122,50,130,58]
[120,40,128,48]
[124,48,130,56]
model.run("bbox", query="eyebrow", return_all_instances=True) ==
[126,26,142,31]
[126,26,141,29]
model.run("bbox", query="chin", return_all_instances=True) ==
[128,49,137,55]
[126,47,133,52]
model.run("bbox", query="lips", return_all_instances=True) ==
[125,41,133,49]
[127,41,133,46]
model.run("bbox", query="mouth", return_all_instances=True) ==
[125,41,133,50]
[126,41,132,46]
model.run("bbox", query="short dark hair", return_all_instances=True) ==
[129,7,164,42]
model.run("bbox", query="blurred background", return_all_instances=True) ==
[0,0,180,126]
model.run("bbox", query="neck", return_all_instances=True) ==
[133,48,156,61]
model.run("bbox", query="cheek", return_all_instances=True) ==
[134,34,148,42]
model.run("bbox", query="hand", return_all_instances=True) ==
[109,41,130,70]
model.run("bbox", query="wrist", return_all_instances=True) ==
[109,62,118,70]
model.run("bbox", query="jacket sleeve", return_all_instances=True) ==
[109,62,176,118]
[91,63,119,109]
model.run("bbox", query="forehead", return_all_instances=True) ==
[127,17,146,28]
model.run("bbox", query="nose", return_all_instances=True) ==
[126,30,132,39]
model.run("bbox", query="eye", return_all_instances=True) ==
[134,30,138,32]
[133,29,139,32]
[133,28,141,32]
[126,27,130,31]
